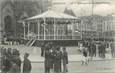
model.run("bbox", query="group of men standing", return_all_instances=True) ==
[82,41,115,59]
[41,43,68,73]
[79,41,115,65]
[0,47,32,73]
[87,41,106,58]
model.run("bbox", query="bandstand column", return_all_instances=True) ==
[27,22,30,39]
[23,22,26,39]
[54,18,56,40]
[43,18,46,40]
[37,20,40,40]
[71,20,74,39]
[80,20,83,40]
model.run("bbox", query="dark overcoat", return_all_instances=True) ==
[23,58,32,73]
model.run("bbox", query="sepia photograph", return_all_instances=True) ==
[0,0,115,73]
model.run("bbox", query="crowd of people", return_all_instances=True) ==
[41,43,68,73]
[79,41,115,65]
[0,42,68,73]
[0,40,115,73]
[82,41,106,58]
[0,47,31,73]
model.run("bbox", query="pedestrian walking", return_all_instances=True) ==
[98,44,102,57]
[101,43,106,58]
[22,53,32,73]
[44,45,51,73]
[110,42,115,57]
[49,46,55,70]
[54,46,62,73]
[58,46,62,73]
[92,43,96,57]
[62,47,68,73]
[87,42,92,57]
[81,47,88,65]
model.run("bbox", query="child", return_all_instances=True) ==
[81,47,88,65]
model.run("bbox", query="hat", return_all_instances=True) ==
[24,52,29,57]
[63,47,66,50]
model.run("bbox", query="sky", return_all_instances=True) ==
[112,0,115,13]
[52,0,115,16]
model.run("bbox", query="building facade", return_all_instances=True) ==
[0,0,49,44]
[79,15,114,40]
[0,0,15,44]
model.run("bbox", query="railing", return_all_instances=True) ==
[26,38,36,46]
[26,35,81,40]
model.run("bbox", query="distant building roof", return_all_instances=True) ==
[64,7,76,17]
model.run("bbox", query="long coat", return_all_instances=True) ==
[62,51,68,65]
[54,51,62,73]
[1,56,11,72]
[23,58,32,73]
[44,50,51,68]
[8,63,20,73]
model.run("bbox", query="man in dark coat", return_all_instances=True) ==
[12,49,21,71]
[99,42,105,58]
[92,43,96,57]
[62,47,68,73]
[98,43,101,57]
[23,53,32,73]
[101,43,106,58]
[8,59,20,73]
[49,46,55,69]
[13,55,21,72]
[87,42,92,57]
[1,55,11,73]
[44,46,51,73]
[57,46,62,73]
[41,43,45,57]
[54,46,62,73]
[110,42,115,57]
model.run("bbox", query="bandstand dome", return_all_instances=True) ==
[26,10,78,20]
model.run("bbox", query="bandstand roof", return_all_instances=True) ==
[26,10,78,20]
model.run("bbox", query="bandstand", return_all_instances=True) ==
[22,10,81,46]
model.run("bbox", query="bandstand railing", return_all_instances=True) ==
[25,35,81,40]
